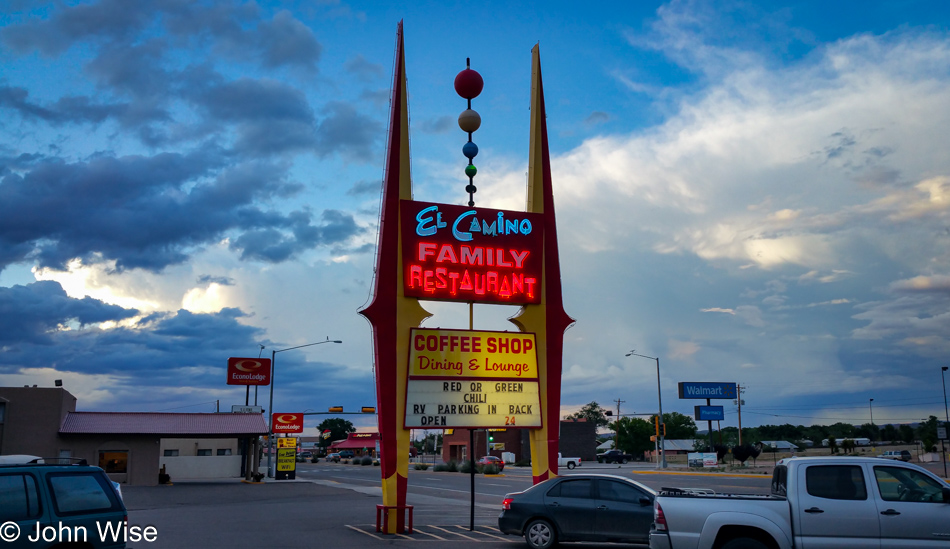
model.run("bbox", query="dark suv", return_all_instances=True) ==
[0,458,127,548]
[338,450,355,459]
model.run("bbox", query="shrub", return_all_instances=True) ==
[447,460,459,472]
[374,460,380,466]
[481,464,500,475]
[311,457,319,463]
[414,463,429,470]
[361,456,373,465]
[351,458,360,465]
[459,460,475,474]
[433,463,449,472]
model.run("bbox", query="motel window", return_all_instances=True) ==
[58,449,72,464]
[98,451,128,474]
[216,449,232,456]
[163,450,179,457]
[197,449,212,456]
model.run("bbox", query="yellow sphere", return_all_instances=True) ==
[458,109,481,133]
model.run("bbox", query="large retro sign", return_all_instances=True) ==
[401,200,544,304]
[271,413,304,434]
[226,357,272,386]
[404,328,542,429]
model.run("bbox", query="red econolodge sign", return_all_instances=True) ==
[401,200,544,304]
[226,357,272,386]
[272,413,304,433]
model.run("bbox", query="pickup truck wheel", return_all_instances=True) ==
[525,519,557,549]
[621,458,628,464]
[566,462,575,470]
[721,538,768,549]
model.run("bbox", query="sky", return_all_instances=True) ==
[2,0,950,437]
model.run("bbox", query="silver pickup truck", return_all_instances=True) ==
[649,456,950,549]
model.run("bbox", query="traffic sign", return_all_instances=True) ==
[232,405,263,414]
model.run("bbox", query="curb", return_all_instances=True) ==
[632,470,771,478]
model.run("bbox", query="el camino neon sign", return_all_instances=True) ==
[401,200,543,304]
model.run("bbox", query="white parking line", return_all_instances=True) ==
[345,525,385,540]
[412,527,447,540]
[427,525,480,541]
[455,525,509,540]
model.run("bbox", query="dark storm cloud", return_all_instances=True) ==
[84,39,173,100]
[229,208,364,262]
[256,10,322,71]
[344,54,384,81]
[0,281,138,346]
[0,282,266,381]
[0,151,366,272]
[314,102,381,161]
[418,116,452,134]
[0,85,166,127]
[346,179,380,196]
[195,78,314,122]
[196,275,235,286]
[0,0,154,56]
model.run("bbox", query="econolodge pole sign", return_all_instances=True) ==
[226,357,272,386]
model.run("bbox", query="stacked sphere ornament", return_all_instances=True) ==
[455,59,483,206]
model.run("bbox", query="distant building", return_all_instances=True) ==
[0,386,266,486]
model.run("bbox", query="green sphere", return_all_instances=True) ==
[465,164,477,177]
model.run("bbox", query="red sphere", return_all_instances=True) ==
[454,69,484,99]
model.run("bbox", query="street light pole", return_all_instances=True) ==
[266,337,342,478]
[941,367,948,478]
[626,351,667,469]
[869,398,874,427]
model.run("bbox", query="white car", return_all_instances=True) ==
[881,450,912,461]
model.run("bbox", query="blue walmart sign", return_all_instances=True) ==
[694,405,725,421]
[678,382,737,399]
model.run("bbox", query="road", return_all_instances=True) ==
[123,462,773,548]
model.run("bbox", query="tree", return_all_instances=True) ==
[881,424,899,442]
[917,416,940,452]
[662,411,698,439]
[317,418,355,451]
[612,417,654,457]
[899,424,915,444]
[564,401,611,428]
[855,423,879,441]
[841,438,855,454]
[827,436,838,454]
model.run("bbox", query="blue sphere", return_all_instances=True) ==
[462,142,478,159]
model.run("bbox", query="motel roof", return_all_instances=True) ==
[60,412,268,437]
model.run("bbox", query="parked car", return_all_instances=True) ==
[499,473,656,549]
[649,456,950,549]
[881,450,912,461]
[556,452,581,470]
[339,450,355,459]
[0,457,129,549]
[476,455,505,471]
[597,449,634,464]
[296,451,313,462]
[326,453,341,462]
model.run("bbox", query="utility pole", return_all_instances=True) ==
[613,398,625,450]
[737,384,745,446]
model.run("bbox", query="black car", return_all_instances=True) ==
[597,449,633,464]
[498,473,656,549]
